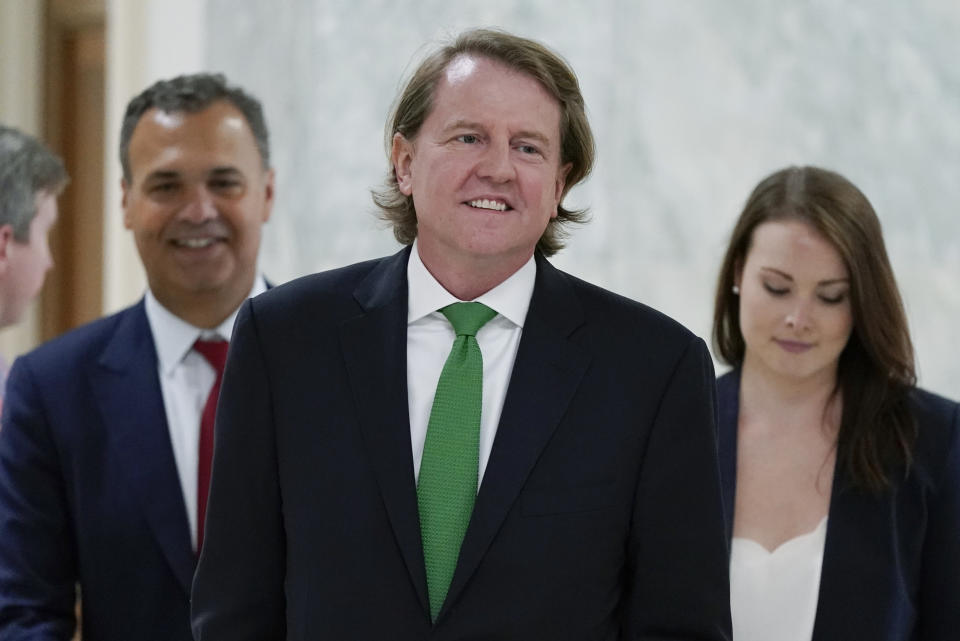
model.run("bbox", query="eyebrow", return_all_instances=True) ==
[760,267,849,286]
[442,120,553,148]
[209,166,243,177]
[142,166,243,183]
[143,170,180,183]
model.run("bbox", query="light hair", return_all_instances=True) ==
[372,28,595,256]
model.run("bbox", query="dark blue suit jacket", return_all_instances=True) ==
[717,370,960,640]
[192,247,732,640]
[0,301,195,641]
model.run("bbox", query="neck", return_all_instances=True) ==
[739,353,842,434]
[151,280,252,330]
[417,244,532,301]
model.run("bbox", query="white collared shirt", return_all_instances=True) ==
[406,241,535,487]
[144,276,267,549]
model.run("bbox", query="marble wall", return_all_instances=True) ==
[204,0,960,399]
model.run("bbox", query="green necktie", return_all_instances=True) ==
[418,302,498,621]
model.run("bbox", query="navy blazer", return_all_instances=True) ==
[192,247,732,640]
[0,301,196,641]
[718,370,960,640]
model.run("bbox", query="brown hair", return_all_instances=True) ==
[713,165,917,491]
[372,28,595,256]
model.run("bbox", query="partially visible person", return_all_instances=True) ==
[0,73,274,641]
[713,165,959,641]
[0,125,68,397]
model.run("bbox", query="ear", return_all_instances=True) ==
[260,168,276,224]
[552,162,573,218]
[391,132,415,196]
[0,224,14,275]
[733,259,743,290]
[121,178,133,229]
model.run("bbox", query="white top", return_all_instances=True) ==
[406,240,534,487]
[730,517,828,641]
[144,276,267,549]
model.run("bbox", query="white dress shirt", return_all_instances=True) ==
[406,242,535,487]
[144,276,267,549]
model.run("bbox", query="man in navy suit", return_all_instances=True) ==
[0,73,274,640]
[192,29,731,640]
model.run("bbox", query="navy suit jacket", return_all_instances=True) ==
[0,301,196,641]
[192,247,732,640]
[717,370,960,640]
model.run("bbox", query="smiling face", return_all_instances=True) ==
[391,54,571,290]
[122,100,273,327]
[736,219,854,386]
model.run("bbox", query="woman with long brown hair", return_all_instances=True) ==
[713,165,959,640]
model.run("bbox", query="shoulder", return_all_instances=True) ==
[552,266,698,350]
[253,255,391,309]
[4,304,146,418]
[909,387,960,488]
[534,264,717,407]
[909,387,959,428]
[14,304,142,376]
[239,253,400,338]
[257,256,387,306]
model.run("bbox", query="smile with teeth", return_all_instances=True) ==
[468,199,509,211]
[174,237,219,249]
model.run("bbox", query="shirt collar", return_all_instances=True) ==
[145,275,268,376]
[406,240,536,328]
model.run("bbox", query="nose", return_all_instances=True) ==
[476,140,516,183]
[179,185,218,223]
[784,300,812,332]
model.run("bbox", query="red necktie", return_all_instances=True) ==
[193,338,229,552]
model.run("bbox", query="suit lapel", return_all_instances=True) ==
[716,372,739,543]
[811,467,891,639]
[811,472,853,638]
[442,255,590,619]
[339,248,430,613]
[92,301,196,595]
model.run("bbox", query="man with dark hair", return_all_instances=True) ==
[0,125,68,362]
[193,29,730,639]
[0,73,274,641]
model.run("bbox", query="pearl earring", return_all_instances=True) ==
[732,285,740,295]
